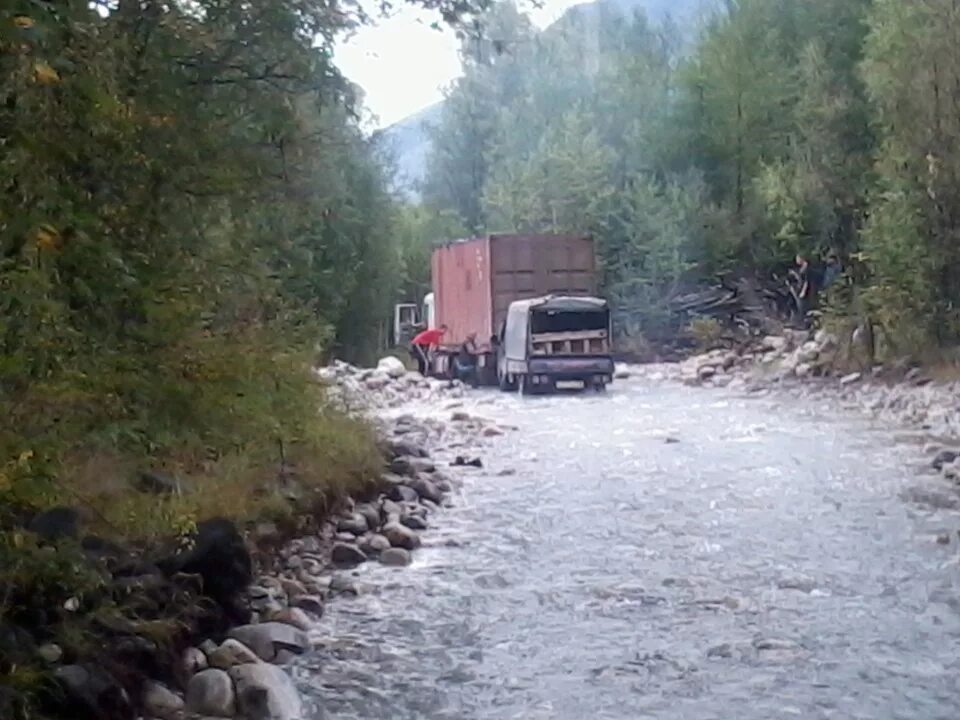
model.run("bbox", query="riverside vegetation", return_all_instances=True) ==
[415,0,960,357]
[0,0,492,717]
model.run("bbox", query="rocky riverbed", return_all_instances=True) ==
[287,350,960,719]
[126,358,510,720]
[628,329,960,483]
[41,348,960,720]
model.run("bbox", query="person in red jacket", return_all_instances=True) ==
[410,324,447,375]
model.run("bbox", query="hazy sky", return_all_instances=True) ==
[334,0,586,129]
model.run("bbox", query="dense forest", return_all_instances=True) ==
[418,0,960,357]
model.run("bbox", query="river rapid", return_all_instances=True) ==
[294,376,960,719]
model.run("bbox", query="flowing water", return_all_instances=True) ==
[294,378,960,719]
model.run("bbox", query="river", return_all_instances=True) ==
[294,376,960,719]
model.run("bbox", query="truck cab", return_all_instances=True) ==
[497,295,615,393]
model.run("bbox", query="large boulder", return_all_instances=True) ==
[208,638,262,669]
[377,356,407,379]
[228,622,311,662]
[331,542,368,568]
[54,664,134,720]
[336,513,369,536]
[186,668,236,717]
[386,483,419,503]
[230,663,303,720]
[383,522,421,551]
[408,476,443,504]
[380,548,412,567]
[158,517,251,623]
[142,682,184,719]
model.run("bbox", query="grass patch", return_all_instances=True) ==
[0,324,384,719]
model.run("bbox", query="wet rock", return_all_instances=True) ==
[409,476,443,504]
[329,575,361,596]
[401,514,428,531]
[840,372,862,386]
[391,456,436,477]
[451,410,472,422]
[386,483,419,503]
[186,668,236,717]
[55,664,134,720]
[279,577,307,598]
[453,456,483,468]
[355,503,381,530]
[383,522,421,550]
[707,643,733,659]
[331,542,368,567]
[248,585,271,600]
[380,548,412,567]
[269,607,314,632]
[384,439,428,459]
[377,356,407,379]
[228,623,310,662]
[360,533,392,555]
[901,485,960,510]
[143,681,184,719]
[776,574,816,593]
[697,365,717,381]
[208,639,261,669]
[483,425,504,437]
[28,506,80,541]
[182,646,209,676]
[230,663,303,720]
[932,449,960,470]
[336,513,369,536]
[291,594,325,616]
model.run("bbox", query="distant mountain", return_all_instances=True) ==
[375,103,442,200]
[379,0,715,200]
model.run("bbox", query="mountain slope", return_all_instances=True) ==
[380,0,715,198]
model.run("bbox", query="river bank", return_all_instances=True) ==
[621,329,960,492]
[1,358,510,720]
[14,342,960,720]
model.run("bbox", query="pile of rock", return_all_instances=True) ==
[676,329,842,388]
[315,357,465,411]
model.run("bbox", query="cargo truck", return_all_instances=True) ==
[396,233,614,392]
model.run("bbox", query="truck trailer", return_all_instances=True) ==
[403,233,614,391]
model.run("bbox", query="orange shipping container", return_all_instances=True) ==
[431,234,596,348]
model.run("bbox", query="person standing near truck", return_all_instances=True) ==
[454,332,479,387]
[410,324,447,375]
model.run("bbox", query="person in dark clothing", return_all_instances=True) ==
[454,332,479,387]
[822,252,841,291]
[794,254,814,328]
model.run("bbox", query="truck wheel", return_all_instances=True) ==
[498,370,516,392]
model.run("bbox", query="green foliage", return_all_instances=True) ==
[419,0,960,356]
[0,0,491,714]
